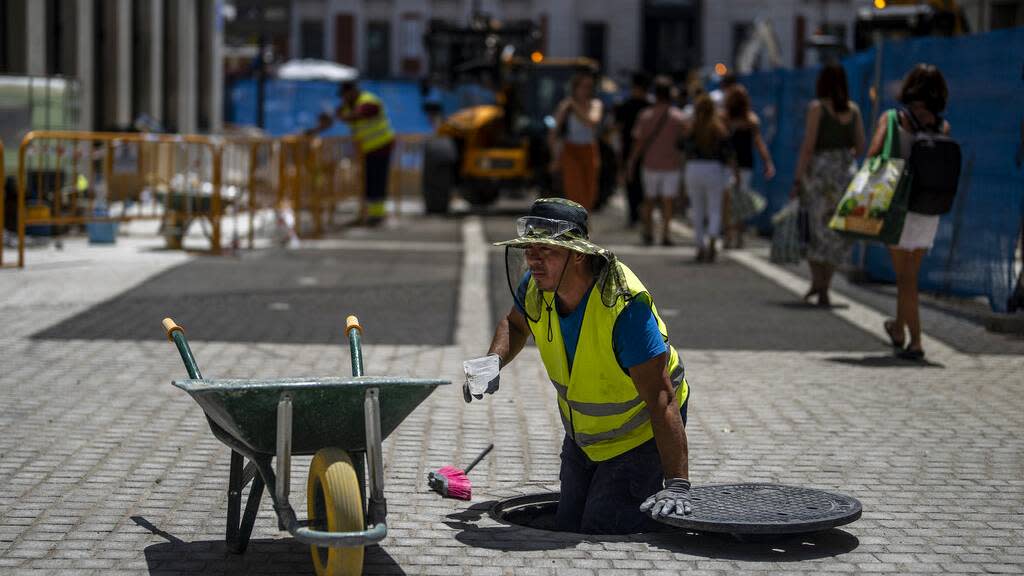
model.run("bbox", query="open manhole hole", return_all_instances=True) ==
[490,492,561,531]
[491,484,862,536]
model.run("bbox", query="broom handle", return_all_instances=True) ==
[463,444,494,475]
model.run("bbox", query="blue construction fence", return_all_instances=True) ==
[227,78,495,136]
[739,27,1024,313]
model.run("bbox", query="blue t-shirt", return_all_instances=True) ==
[515,272,666,372]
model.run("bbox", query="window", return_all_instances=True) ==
[582,22,606,70]
[732,21,752,69]
[301,20,324,59]
[991,2,1022,30]
[366,20,390,78]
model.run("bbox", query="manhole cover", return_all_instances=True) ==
[655,483,862,535]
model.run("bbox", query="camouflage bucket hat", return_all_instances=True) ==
[493,198,614,259]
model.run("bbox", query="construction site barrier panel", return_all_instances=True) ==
[2,131,433,269]
[738,27,1024,313]
[8,131,226,268]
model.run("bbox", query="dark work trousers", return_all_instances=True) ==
[626,169,645,225]
[556,400,688,534]
[364,144,393,210]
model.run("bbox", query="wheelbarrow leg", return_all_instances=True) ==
[233,476,265,553]
[226,450,244,548]
[225,450,266,554]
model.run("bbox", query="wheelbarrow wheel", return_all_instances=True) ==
[308,448,364,576]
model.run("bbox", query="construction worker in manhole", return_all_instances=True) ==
[465,198,691,534]
[310,79,396,226]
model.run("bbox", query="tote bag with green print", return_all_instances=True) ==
[828,110,911,244]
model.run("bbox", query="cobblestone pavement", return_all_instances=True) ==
[0,202,1022,575]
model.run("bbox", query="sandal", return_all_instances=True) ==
[883,319,906,349]
[896,347,925,361]
[803,288,819,304]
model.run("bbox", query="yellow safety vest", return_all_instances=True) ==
[344,91,395,154]
[525,260,688,462]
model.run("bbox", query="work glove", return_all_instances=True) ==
[640,478,693,518]
[462,354,500,403]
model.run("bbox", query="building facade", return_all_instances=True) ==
[0,0,224,134]
[279,0,645,81]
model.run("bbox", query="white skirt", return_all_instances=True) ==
[896,212,940,250]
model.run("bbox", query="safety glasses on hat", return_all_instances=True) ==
[516,216,581,239]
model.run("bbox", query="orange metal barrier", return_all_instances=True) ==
[221,135,276,249]
[313,136,361,230]
[9,131,225,268]
[278,134,428,234]
[0,138,9,268]
[1,131,433,268]
[388,134,428,218]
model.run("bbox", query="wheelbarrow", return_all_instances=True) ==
[162,315,448,575]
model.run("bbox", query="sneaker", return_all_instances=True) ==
[661,237,675,247]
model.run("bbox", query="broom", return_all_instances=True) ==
[427,444,494,500]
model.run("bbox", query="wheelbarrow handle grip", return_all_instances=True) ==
[162,317,184,341]
[162,317,203,380]
[345,315,362,335]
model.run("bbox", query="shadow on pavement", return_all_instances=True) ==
[444,503,860,561]
[643,528,860,562]
[134,516,404,575]
[769,300,851,311]
[826,355,945,368]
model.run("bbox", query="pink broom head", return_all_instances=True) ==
[427,465,472,500]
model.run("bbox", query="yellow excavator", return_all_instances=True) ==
[421,14,601,213]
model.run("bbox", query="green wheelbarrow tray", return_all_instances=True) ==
[161,316,449,560]
[173,376,446,456]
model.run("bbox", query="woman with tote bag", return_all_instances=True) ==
[866,64,952,361]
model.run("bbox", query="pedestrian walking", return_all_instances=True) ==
[869,64,951,360]
[464,198,692,534]
[550,73,604,210]
[614,72,653,227]
[709,72,738,112]
[311,80,396,226]
[680,94,736,262]
[628,76,687,246]
[792,64,865,305]
[725,84,775,248]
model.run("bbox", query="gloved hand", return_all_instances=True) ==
[640,478,693,518]
[462,354,500,403]
[462,373,499,402]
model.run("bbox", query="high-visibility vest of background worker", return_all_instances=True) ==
[310,80,396,226]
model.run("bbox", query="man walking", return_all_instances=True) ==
[313,80,396,225]
[629,76,687,246]
[465,198,693,534]
[614,73,652,227]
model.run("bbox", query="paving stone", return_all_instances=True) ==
[0,210,1021,574]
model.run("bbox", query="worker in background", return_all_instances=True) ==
[464,198,693,534]
[312,80,396,226]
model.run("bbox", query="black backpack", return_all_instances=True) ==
[900,108,962,215]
